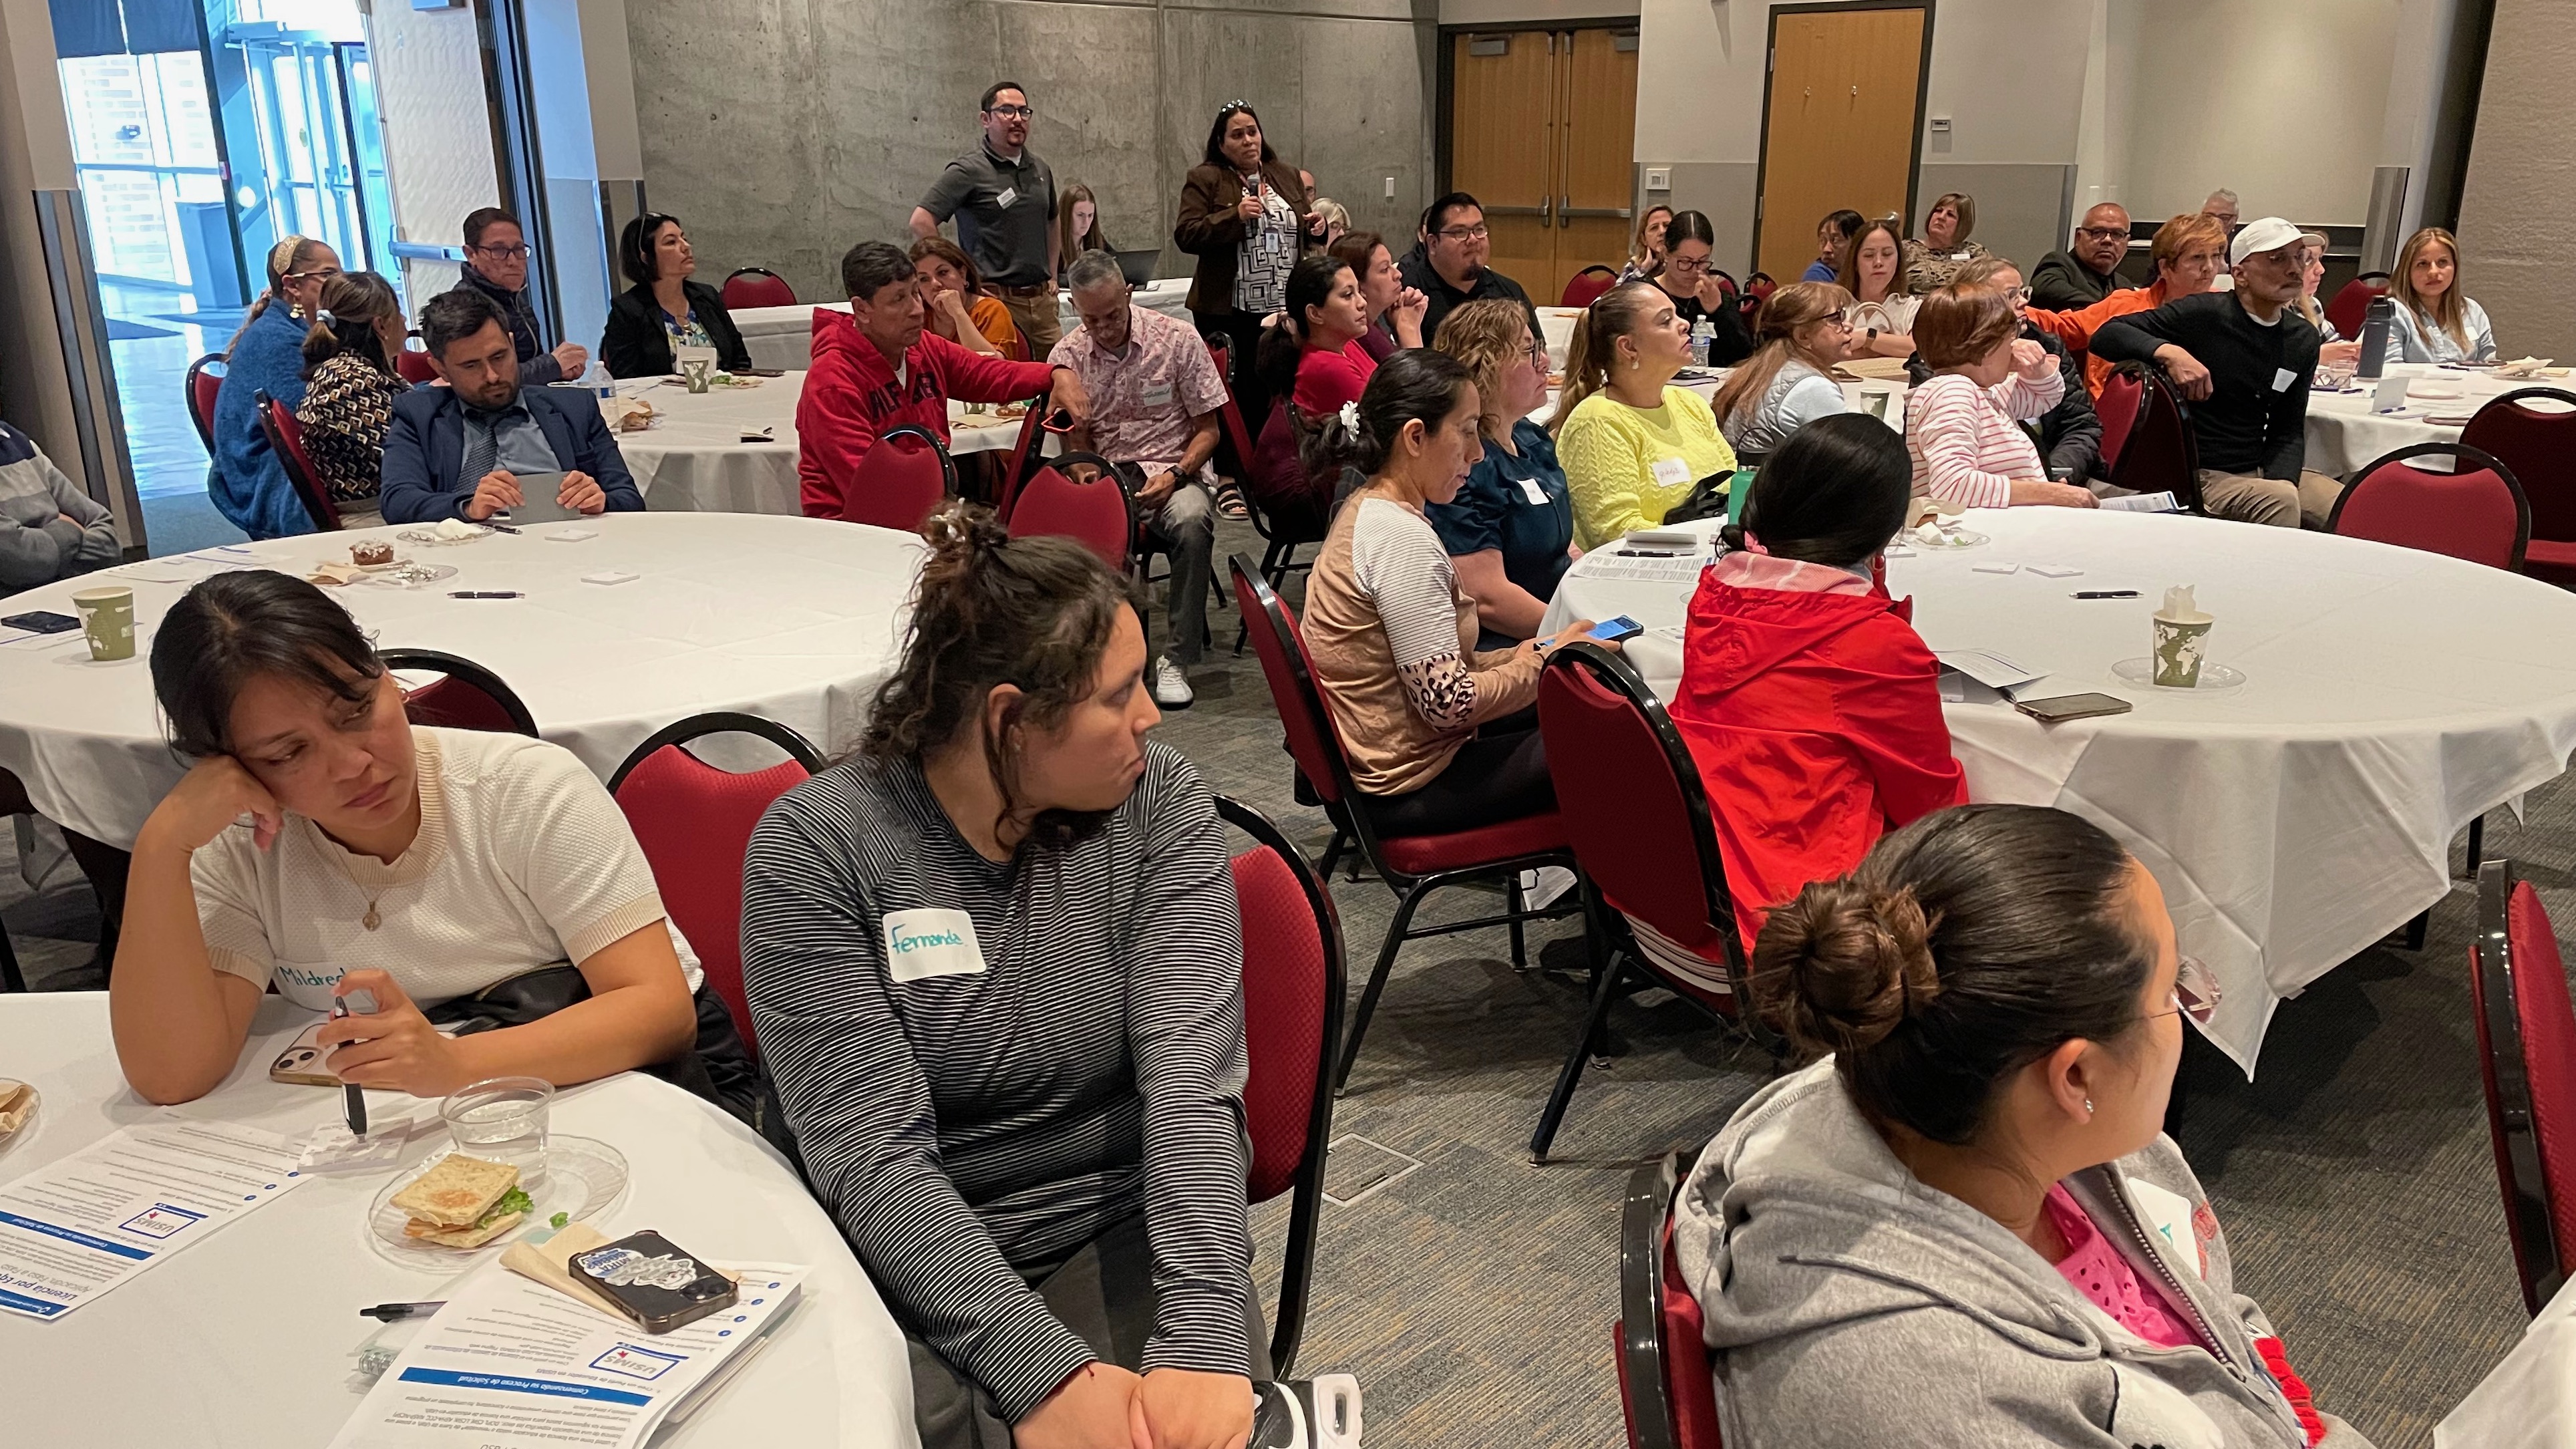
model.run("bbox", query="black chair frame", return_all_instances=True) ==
[1231,556,1580,1096]
[185,351,223,456]
[256,389,343,532]
[1209,340,1323,657]
[1214,794,1345,1376]
[2106,363,2203,513]
[1530,645,1782,1162]
[1619,1148,1689,1449]
[2330,440,2531,573]
[606,711,826,794]
[379,648,540,737]
[2474,858,2565,1314]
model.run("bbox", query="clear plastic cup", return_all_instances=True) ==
[440,1076,554,1186]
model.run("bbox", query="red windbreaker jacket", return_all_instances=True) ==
[1669,560,1969,950]
[795,310,1054,518]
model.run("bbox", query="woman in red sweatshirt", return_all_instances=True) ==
[1671,413,1967,953]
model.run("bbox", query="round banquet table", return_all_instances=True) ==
[1539,508,2576,1073]
[0,991,917,1447]
[614,375,1050,516]
[0,512,921,849]
[729,281,1195,375]
[2301,361,2571,478]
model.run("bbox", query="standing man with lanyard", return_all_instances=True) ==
[913,82,1062,355]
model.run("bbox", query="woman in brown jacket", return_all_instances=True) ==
[1174,101,1311,432]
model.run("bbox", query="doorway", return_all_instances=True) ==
[1752,1,1931,285]
[1442,26,1640,307]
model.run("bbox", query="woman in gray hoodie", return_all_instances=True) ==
[1678,804,2371,1448]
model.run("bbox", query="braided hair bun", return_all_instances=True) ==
[1755,876,1942,1056]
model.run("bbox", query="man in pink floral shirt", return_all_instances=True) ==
[1052,252,1230,707]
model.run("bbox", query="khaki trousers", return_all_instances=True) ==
[2195,468,2345,530]
[1001,289,1062,356]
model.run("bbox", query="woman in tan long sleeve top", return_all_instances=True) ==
[1301,350,1612,837]
[1174,102,1311,434]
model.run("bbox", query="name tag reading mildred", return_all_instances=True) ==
[882,909,989,982]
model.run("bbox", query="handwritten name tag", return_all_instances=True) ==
[882,909,989,983]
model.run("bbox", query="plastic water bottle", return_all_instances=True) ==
[2356,295,2394,381]
[1688,315,1713,367]
[579,358,615,400]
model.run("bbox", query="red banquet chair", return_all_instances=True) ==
[2468,858,2576,1315]
[1217,794,1345,1375]
[1005,452,1134,571]
[257,391,342,532]
[2096,366,2144,475]
[2105,366,2203,511]
[1210,338,1323,655]
[1531,645,1780,1162]
[394,345,440,385]
[720,267,798,310]
[609,713,825,1064]
[2462,387,2576,586]
[2330,442,2529,573]
[991,393,1060,514]
[842,425,957,532]
[1231,555,1577,1095]
[1618,1150,1722,1449]
[379,649,538,737]
[1562,265,1621,309]
[186,353,224,456]
[2325,273,2390,342]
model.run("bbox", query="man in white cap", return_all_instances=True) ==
[2090,216,2342,528]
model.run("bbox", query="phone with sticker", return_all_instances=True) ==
[571,1230,738,1333]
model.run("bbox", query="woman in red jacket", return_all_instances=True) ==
[1671,413,1967,953]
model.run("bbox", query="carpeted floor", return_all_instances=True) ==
[1,512,2545,1446]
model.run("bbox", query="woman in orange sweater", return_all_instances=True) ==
[2022,212,2225,395]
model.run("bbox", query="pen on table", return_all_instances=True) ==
[1614,548,1693,557]
[449,591,524,599]
[359,1301,447,1323]
[2074,589,2140,599]
[483,521,522,534]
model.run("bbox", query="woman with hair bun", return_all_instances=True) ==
[293,271,410,526]
[1679,804,2366,1448]
[1301,351,1611,835]
[740,503,1262,1449]
[210,234,343,537]
[1669,414,1963,967]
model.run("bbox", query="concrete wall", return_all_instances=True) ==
[0,0,86,489]
[623,0,1439,304]
[1438,0,1635,23]
[1630,0,2089,277]
[2458,0,2576,361]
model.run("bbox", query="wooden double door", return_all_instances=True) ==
[1446,27,1639,307]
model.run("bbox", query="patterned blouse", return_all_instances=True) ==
[662,308,717,357]
[295,353,410,504]
[1234,175,1299,315]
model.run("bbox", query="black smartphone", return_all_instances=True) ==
[1,611,80,634]
[571,1231,739,1334]
[2013,692,2134,723]
[1589,615,1645,643]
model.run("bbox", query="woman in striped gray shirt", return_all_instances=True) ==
[741,505,1261,1449]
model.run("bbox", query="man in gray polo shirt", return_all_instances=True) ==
[911,81,1061,353]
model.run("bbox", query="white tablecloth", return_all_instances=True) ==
[2440,1273,2576,1447]
[615,373,802,514]
[0,514,920,848]
[0,991,917,1447]
[731,279,1194,375]
[1541,508,2576,1072]
[2302,362,2569,478]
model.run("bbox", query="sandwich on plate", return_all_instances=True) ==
[392,1154,532,1248]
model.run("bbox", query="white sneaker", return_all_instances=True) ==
[1150,655,1196,709]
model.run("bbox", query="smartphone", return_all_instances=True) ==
[2013,692,2134,723]
[1,611,80,634]
[1589,615,1645,643]
[571,1231,740,1334]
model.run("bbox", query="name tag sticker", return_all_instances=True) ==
[1651,457,1692,487]
[1516,476,1551,506]
[1139,380,1175,408]
[995,186,1017,209]
[2271,367,2297,392]
[882,908,988,983]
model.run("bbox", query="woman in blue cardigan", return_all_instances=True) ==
[209,236,341,538]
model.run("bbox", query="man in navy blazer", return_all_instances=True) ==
[380,288,644,524]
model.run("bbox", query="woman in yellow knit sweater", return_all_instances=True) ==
[1551,282,1736,547]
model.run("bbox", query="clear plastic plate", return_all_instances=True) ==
[365,1135,628,1271]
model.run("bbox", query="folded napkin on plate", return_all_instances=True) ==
[2495,357,2564,379]
[501,1222,739,1317]
[0,1078,36,1137]
[1834,356,1912,382]
[307,562,363,587]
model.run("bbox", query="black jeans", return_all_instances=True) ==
[1197,307,1273,442]
[1362,712,1557,837]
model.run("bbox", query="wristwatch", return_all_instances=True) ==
[1866,327,1880,344]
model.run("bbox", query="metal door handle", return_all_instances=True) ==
[1559,204,1631,220]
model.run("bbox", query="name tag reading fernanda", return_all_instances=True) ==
[882,908,989,981]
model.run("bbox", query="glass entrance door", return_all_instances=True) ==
[223,26,397,303]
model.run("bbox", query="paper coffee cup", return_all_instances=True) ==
[70,585,136,661]
[2150,615,2212,687]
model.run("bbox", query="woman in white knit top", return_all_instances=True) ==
[109,570,705,1108]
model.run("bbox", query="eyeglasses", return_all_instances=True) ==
[474,243,531,261]
[285,267,341,283]
[2076,226,2128,243]
[1665,255,1710,273]
[2003,284,2032,303]
[2149,955,2222,1027]
[1436,225,1490,241]
[985,104,1034,120]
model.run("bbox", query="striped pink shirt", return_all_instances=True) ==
[1904,367,2065,508]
